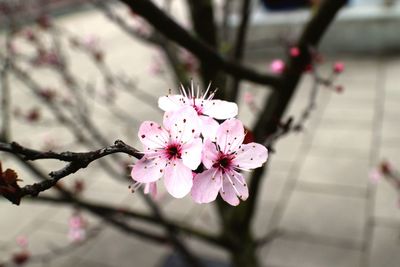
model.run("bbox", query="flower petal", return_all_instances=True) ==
[220,172,248,206]
[163,106,201,144]
[131,155,167,183]
[191,168,222,204]
[164,160,193,198]
[203,99,238,120]
[138,121,169,150]
[216,119,245,154]
[181,138,203,170]
[199,116,219,142]
[201,139,219,169]
[233,143,268,170]
[158,94,185,112]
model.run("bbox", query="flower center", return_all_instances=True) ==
[165,143,182,160]
[214,153,234,171]
[192,104,203,115]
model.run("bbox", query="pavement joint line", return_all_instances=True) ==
[359,56,386,267]
[295,180,368,199]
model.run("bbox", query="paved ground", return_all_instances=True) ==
[1,5,400,267]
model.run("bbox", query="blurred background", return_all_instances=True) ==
[0,0,400,266]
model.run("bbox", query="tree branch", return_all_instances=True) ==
[0,140,141,200]
[116,0,281,87]
[245,0,348,231]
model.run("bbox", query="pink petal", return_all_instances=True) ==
[191,168,222,204]
[220,172,248,206]
[163,106,201,144]
[233,142,268,170]
[199,116,219,142]
[138,121,169,150]
[201,139,219,169]
[131,155,166,183]
[181,138,203,170]
[158,94,185,112]
[203,99,238,120]
[216,119,245,154]
[164,160,193,198]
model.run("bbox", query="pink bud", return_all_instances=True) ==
[270,59,285,74]
[333,62,345,73]
[290,47,300,57]
[69,216,84,229]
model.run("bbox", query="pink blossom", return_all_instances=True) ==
[290,47,300,57]
[68,229,86,243]
[158,82,237,141]
[333,61,345,73]
[68,214,86,243]
[270,59,285,74]
[131,106,202,198]
[191,119,268,206]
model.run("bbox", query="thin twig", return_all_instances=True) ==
[0,140,141,199]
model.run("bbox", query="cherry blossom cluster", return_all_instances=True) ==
[130,83,268,206]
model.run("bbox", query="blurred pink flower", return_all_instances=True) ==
[68,214,87,243]
[333,61,345,73]
[290,47,300,57]
[16,236,28,248]
[270,59,285,74]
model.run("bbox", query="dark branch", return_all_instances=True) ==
[116,0,281,87]
[0,140,142,200]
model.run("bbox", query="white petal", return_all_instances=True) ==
[216,119,245,154]
[158,94,185,112]
[131,155,167,183]
[191,169,222,204]
[163,106,201,144]
[164,160,193,198]
[138,121,169,150]
[181,138,203,170]
[200,116,219,142]
[203,99,238,120]
[220,172,248,206]
[233,143,268,170]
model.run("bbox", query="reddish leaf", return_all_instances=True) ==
[0,161,22,205]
